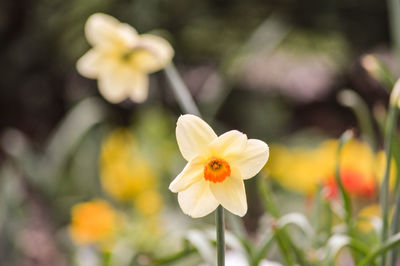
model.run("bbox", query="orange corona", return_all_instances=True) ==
[204,157,231,183]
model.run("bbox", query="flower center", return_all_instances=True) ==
[204,157,231,183]
[121,47,148,62]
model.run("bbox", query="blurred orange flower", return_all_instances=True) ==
[265,139,395,198]
[69,199,121,245]
[323,169,376,199]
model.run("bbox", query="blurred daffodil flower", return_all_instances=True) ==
[77,13,174,103]
[169,114,269,218]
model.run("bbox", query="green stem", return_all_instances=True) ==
[380,105,398,266]
[338,90,376,150]
[350,238,374,258]
[165,63,225,265]
[257,178,308,265]
[358,233,400,266]
[275,228,294,266]
[164,63,201,116]
[335,130,353,228]
[389,189,400,265]
[216,206,225,266]
[250,234,275,266]
[387,0,400,63]
[258,178,279,217]
[101,251,111,266]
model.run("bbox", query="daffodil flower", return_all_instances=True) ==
[77,13,174,103]
[169,114,269,218]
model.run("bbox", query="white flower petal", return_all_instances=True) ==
[98,69,129,103]
[132,34,174,73]
[117,23,139,46]
[176,115,217,161]
[208,130,247,158]
[231,139,269,180]
[178,180,219,218]
[169,157,204,193]
[127,73,149,103]
[210,168,247,217]
[76,49,104,79]
[85,13,137,47]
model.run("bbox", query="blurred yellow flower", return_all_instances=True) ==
[100,129,157,202]
[77,13,174,103]
[134,190,163,216]
[266,139,387,198]
[356,204,380,232]
[265,142,335,194]
[69,199,121,245]
[169,114,269,217]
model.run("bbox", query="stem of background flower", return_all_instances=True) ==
[164,63,201,116]
[335,130,353,227]
[216,205,225,266]
[338,90,376,150]
[358,232,400,266]
[380,105,398,266]
[164,63,225,265]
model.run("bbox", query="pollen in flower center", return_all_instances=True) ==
[204,157,231,183]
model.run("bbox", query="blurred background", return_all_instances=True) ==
[0,0,399,265]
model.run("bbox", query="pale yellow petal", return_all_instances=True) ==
[85,13,137,47]
[209,168,247,217]
[208,130,247,158]
[127,73,149,103]
[98,69,129,103]
[76,49,104,79]
[117,23,139,46]
[177,180,219,218]
[131,34,174,73]
[176,114,217,161]
[169,157,204,193]
[230,139,269,180]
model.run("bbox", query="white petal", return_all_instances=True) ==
[177,180,219,218]
[210,168,247,217]
[76,49,103,79]
[176,115,217,161]
[231,139,269,180]
[117,23,139,46]
[208,130,247,158]
[169,157,204,193]
[97,69,129,103]
[132,34,174,73]
[127,73,149,103]
[85,13,137,47]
